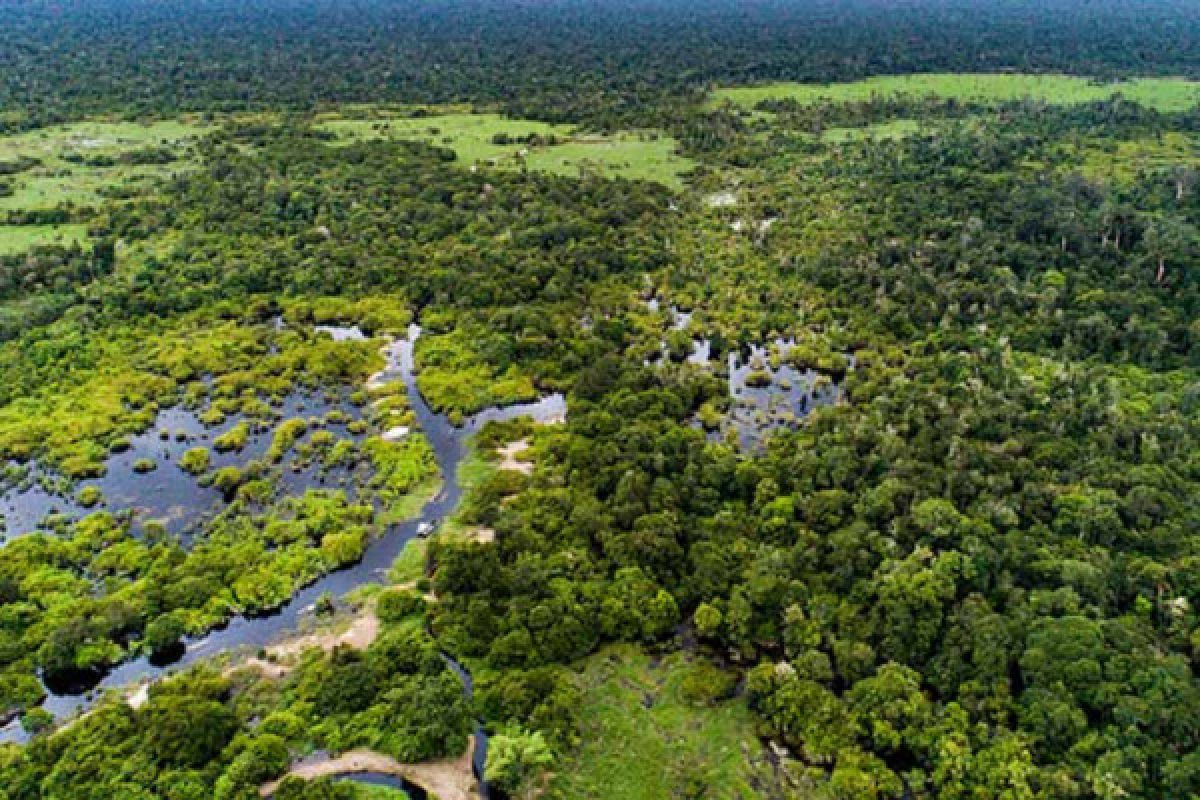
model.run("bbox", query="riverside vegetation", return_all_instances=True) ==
[1,2,1200,799]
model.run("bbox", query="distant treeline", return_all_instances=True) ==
[3,0,1200,128]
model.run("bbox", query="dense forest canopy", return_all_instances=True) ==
[0,1,1199,800]
[4,0,1200,126]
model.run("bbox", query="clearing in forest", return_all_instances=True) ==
[0,118,210,252]
[713,73,1200,112]
[314,110,693,188]
[0,223,89,255]
[546,645,781,800]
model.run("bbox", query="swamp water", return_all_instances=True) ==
[0,388,367,542]
[723,340,846,448]
[642,298,846,447]
[2,323,565,798]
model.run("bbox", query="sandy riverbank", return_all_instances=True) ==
[259,739,480,800]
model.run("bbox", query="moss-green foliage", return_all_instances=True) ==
[361,435,438,521]
[267,418,309,463]
[178,446,211,475]
[544,646,775,800]
[414,328,538,418]
[0,487,384,715]
[213,421,250,453]
[0,317,378,476]
[282,295,412,336]
[74,485,103,508]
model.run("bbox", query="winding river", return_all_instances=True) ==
[1,324,565,798]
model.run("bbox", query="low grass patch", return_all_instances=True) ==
[388,537,429,585]
[0,117,211,254]
[0,118,210,213]
[821,118,923,143]
[1074,131,1199,184]
[714,73,1200,112]
[315,110,692,189]
[546,644,778,800]
[0,224,88,254]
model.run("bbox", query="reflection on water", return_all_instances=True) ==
[0,389,366,543]
[639,297,848,448]
[723,340,845,448]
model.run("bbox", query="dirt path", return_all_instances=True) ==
[230,611,381,680]
[259,740,480,800]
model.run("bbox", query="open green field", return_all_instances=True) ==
[0,118,210,256]
[713,73,1200,112]
[547,645,777,800]
[0,119,210,212]
[315,111,693,189]
[0,223,89,255]
[821,118,923,143]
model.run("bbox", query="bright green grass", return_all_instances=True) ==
[546,645,778,800]
[0,224,88,255]
[437,438,498,539]
[0,119,207,161]
[387,538,429,585]
[0,118,210,214]
[714,73,1200,112]
[315,111,692,189]
[821,118,923,143]
[0,165,184,213]
[348,782,410,800]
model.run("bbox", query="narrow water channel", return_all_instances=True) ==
[1,324,564,798]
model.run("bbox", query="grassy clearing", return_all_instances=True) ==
[821,118,923,143]
[0,118,210,212]
[0,119,207,162]
[546,645,777,800]
[1075,131,1199,184]
[0,224,88,254]
[714,73,1200,112]
[0,117,211,255]
[315,110,692,189]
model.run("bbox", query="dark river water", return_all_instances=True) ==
[0,323,564,797]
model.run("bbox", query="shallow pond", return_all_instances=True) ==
[723,340,846,448]
[0,388,367,543]
[639,299,847,447]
